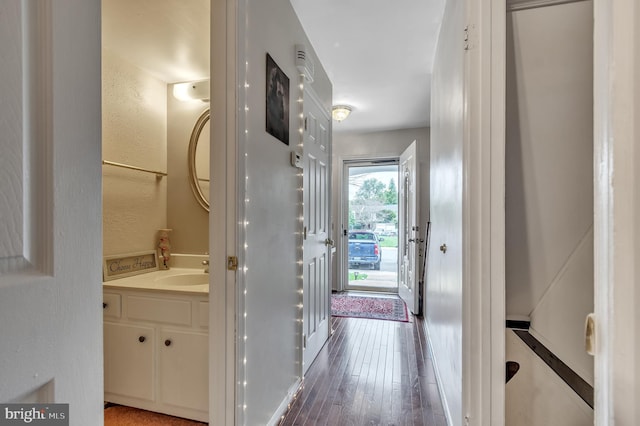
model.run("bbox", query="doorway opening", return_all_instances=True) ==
[343,161,399,293]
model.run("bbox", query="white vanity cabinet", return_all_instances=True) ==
[103,287,209,422]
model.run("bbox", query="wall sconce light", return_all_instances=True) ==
[173,79,210,102]
[331,105,352,122]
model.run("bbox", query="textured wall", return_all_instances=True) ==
[102,50,168,257]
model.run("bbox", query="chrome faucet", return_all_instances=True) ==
[202,259,209,273]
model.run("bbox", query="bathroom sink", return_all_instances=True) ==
[154,273,209,286]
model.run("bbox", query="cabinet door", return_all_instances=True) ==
[159,329,208,412]
[104,322,155,401]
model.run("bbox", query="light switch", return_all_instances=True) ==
[291,151,303,169]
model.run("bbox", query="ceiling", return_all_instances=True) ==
[291,0,446,133]
[102,0,210,84]
[102,0,445,134]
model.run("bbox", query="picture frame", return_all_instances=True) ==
[265,53,290,145]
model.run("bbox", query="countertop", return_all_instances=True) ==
[103,268,209,295]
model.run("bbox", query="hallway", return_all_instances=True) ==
[280,315,446,425]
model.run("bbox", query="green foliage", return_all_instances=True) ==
[350,177,399,231]
[355,178,386,201]
[383,178,398,204]
[379,236,398,248]
[348,272,368,281]
[377,209,396,224]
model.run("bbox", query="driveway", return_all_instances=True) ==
[349,247,398,289]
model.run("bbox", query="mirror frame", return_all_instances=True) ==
[188,108,211,212]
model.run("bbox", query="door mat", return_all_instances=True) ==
[104,404,206,426]
[331,293,409,322]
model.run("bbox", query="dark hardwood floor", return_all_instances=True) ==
[280,315,447,426]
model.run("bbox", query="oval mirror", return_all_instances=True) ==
[188,109,210,211]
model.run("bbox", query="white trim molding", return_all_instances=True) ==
[210,0,239,424]
[507,0,588,12]
[464,0,506,424]
[593,0,640,424]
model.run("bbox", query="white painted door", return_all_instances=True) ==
[0,1,103,423]
[398,141,420,314]
[302,87,331,374]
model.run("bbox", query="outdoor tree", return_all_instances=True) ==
[355,178,386,202]
[383,178,397,205]
[350,177,399,229]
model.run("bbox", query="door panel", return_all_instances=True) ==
[302,88,331,374]
[0,1,102,422]
[398,141,420,314]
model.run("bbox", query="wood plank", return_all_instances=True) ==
[280,315,446,425]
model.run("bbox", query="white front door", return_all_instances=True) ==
[398,141,420,314]
[0,1,103,423]
[302,87,331,374]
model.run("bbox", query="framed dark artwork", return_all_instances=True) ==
[265,53,290,145]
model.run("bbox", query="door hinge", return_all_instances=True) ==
[464,24,475,51]
[227,256,238,271]
[303,226,307,240]
[303,335,307,349]
[304,117,308,131]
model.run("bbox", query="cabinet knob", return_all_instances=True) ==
[138,336,146,343]
[103,303,108,309]
[164,339,172,347]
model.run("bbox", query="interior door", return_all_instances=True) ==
[0,1,103,422]
[302,87,331,374]
[398,141,420,314]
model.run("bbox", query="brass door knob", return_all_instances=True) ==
[440,244,447,253]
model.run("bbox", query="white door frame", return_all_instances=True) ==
[337,152,405,293]
[463,0,506,424]
[593,0,639,423]
[210,0,239,424]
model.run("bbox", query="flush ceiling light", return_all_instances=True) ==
[173,79,210,102]
[332,105,352,122]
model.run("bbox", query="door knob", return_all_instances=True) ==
[440,244,447,253]
[324,238,334,246]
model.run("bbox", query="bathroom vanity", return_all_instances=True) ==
[103,269,209,422]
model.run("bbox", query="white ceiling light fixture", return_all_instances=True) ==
[173,79,210,102]
[332,105,353,122]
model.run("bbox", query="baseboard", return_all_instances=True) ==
[423,320,454,426]
[266,378,302,426]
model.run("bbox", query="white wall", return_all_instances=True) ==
[505,0,594,388]
[426,0,464,423]
[332,127,430,290]
[102,50,168,257]
[238,0,332,423]
[166,92,209,254]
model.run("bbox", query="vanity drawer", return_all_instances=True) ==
[127,295,192,326]
[103,293,122,318]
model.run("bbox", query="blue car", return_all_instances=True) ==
[348,231,382,270]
